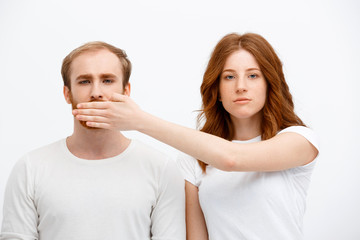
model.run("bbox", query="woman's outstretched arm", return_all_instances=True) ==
[73,93,318,172]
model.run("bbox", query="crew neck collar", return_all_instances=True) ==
[232,135,261,144]
[61,138,135,165]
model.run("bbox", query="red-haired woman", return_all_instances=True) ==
[73,33,319,240]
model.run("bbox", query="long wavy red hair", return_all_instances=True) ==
[197,33,305,172]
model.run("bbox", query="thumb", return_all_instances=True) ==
[110,92,128,102]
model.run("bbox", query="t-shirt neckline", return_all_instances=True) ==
[61,138,135,165]
[232,135,262,144]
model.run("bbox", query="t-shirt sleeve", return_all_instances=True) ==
[150,159,186,240]
[176,153,202,187]
[278,126,320,168]
[1,155,39,240]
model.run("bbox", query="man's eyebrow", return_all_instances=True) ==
[100,73,117,79]
[76,74,93,80]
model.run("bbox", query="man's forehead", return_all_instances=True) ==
[72,49,118,64]
[70,49,123,78]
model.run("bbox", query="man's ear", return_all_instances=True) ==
[63,86,72,104]
[123,83,131,96]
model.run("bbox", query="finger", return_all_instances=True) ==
[75,114,109,123]
[73,108,107,117]
[77,101,110,109]
[86,121,111,129]
[110,93,128,102]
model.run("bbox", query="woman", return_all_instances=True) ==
[73,33,319,239]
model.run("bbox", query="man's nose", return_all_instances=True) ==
[90,82,103,100]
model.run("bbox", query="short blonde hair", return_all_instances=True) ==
[61,41,132,89]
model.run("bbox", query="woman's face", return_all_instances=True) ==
[219,49,267,123]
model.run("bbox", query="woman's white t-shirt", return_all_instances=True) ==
[177,126,319,240]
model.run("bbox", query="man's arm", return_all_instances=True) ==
[185,181,208,240]
[1,156,39,240]
[150,160,185,240]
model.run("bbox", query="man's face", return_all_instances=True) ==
[64,49,130,129]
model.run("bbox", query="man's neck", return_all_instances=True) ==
[66,122,130,160]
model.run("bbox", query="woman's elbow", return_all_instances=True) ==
[218,155,238,171]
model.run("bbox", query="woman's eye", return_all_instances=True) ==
[225,75,235,80]
[249,74,257,79]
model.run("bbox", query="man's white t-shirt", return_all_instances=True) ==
[1,139,185,240]
[177,126,319,240]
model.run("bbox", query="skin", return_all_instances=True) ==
[185,181,208,240]
[64,49,131,160]
[219,49,267,140]
[72,49,318,239]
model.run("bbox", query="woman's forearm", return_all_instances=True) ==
[136,111,241,171]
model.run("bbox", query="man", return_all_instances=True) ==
[1,42,185,240]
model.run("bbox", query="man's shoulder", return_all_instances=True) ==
[129,140,183,187]
[23,138,65,164]
[9,139,66,177]
[129,139,172,166]
[28,138,64,155]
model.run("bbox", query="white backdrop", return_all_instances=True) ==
[0,0,359,239]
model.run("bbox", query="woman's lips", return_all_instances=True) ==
[234,98,251,104]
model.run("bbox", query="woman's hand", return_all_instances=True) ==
[72,93,145,131]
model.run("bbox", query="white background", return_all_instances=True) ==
[0,0,359,239]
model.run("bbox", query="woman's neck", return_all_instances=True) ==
[231,115,262,141]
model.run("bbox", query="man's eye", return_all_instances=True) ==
[79,80,90,84]
[103,79,113,84]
